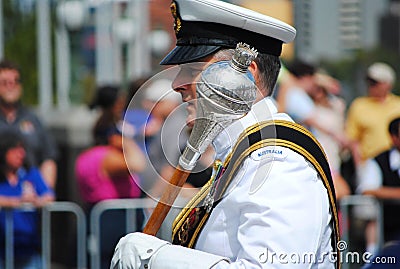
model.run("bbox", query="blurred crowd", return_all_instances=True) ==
[0,57,400,268]
[276,59,400,263]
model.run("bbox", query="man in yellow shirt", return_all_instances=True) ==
[346,61,400,255]
[346,62,400,166]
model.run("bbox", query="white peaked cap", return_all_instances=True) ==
[161,0,296,65]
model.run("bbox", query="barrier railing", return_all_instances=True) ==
[1,201,87,269]
[4,209,17,269]
[88,198,157,269]
[41,201,87,269]
[2,197,189,269]
[88,197,190,269]
[2,204,37,269]
[339,195,384,269]
[2,195,391,268]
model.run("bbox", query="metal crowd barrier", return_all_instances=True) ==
[41,201,87,269]
[339,195,384,269]
[88,197,190,269]
[2,197,190,269]
[1,201,86,269]
[3,195,390,269]
[89,198,157,269]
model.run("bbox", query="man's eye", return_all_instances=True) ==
[180,68,201,78]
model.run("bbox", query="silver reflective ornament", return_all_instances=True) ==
[179,43,258,170]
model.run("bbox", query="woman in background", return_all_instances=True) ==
[0,129,54,268]
[75,85,146,269]
[310,73,351,200]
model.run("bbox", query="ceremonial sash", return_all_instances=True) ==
[172,120,340,268]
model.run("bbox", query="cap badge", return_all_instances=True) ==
[170,1,181,34]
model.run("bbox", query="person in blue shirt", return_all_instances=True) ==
[0,129,54,268]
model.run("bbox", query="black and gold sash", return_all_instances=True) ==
[172,120,340,267]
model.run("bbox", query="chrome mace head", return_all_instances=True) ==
[179,43,258,171]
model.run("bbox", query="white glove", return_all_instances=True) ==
[110,232,169,269]
[110,232,230,269]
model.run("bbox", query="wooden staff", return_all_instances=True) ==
[143,165,190,235]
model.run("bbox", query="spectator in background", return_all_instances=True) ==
[89,85,127,146]
[0,129,54,268]
[125,77,213,202]
[310,72,351,200]
[279,60,316,125]
[76,85,146,269]
[346,62,400,167]
[346,62,400,254]
[136,78,187,198]
[357,117,400,243]
[0,60,58,189]
[124,76,153,153]
[274,63,295,112]
[75,123,145,210]
[280,60,349,148]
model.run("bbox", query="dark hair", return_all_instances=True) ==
[0,59,20,73]
[389,117,400,136]
[91,85,123,145]
[0,129,29,182]
[90,85,121,110]
[125,75,152,111]
[254,53,281,96]
[286,59,316,78]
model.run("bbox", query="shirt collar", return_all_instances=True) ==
[212,97,279,160]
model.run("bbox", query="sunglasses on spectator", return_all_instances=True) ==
[0,79,21,87]
[366,77,379,87]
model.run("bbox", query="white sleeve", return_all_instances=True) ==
[356,159,383,194]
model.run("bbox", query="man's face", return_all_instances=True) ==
[367,79,390,99]
[171,57,216,128]
[0,69,22,106]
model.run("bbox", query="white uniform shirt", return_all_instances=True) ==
[357,148,400,193]
[195,97,334,268]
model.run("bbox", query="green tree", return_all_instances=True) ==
[3,0,38,105]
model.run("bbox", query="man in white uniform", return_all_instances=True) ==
[111,0,340,268]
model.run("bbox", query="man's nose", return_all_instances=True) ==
[172,69,199,92]
[172,76,190,93]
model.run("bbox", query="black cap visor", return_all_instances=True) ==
[160,45,221,65]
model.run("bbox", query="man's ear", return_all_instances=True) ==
[248,60,266,100]
[248,61,258,76]
[248,60,260,86]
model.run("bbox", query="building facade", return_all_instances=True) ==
[293,0,389,63]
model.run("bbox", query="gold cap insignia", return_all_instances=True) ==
[170,1,181,34]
